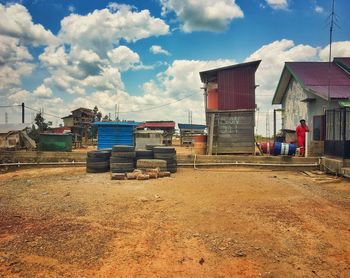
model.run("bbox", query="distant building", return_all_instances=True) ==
[272,57,350,156]
[62,107,94,141]
[0,123,36,150]
[200,60,261,154]
[136,121,175,145]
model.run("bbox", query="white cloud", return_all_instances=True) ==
[160,0,243,32]
[150,45,171,56]
[0,35,34,90]
[107,46,141,71]
[245,39,319,111]
[32,84,53,98]
[59,5,169,55]
[68,5,75,13]
[265,0,289,10]
[319,41,350,61]
[0,3,56,45]
[314,5,324,13]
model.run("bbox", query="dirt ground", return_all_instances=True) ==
[0,167,349,277]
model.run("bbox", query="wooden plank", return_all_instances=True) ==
[207,114,215,155]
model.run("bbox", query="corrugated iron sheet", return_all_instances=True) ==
[94,122,139,149]
[286,62,350,99]
[138,121,175,128]
[178,123,207,130]
[217,65,257,110]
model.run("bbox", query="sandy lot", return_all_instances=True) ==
[0,167,349,277]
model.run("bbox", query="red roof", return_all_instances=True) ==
[273,58,350,104]
[137,121,175,129]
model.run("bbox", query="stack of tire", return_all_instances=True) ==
[110,145,135,173]
[86,149,111,173]
[145,144,163,151]
[153,146,177,173]
[135,149,154,160]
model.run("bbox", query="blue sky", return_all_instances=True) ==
[1,0,350,134]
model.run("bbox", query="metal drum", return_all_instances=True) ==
[273,142,296,156]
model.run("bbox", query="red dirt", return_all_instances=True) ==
[0,167,349,277]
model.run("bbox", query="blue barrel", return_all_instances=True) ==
[273,142,296,156]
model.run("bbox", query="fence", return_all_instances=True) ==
[325,108,350,158]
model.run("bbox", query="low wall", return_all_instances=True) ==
[0,151,320,171]
[0,151,86,163]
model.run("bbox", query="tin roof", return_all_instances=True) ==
[93,121,140,126]
[137,121,175,128]
[178,123,207,130]
[0,123,30,134]
[273,58,350,104]
[335,57,350,74]
[199,60,261,83]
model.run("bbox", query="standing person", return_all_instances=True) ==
[296,119,309,157]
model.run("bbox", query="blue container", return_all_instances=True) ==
[94,122,140,149]
[273,142,296,156]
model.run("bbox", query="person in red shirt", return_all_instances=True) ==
[296,119,309,157]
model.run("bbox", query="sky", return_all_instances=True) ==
[1,0,350,135]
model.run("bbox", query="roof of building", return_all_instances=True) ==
[93,121,140,127]
[272,58,350,104]
[137,121,175,129]
[71,107,93,113]
[61,115,73,119]
[334,57,350,74]
[178,123,207,130]
[199,60,261,83]
[0,123,31,134]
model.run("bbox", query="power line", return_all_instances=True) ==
[0,105,21,108]
[24,105,62,119]
[118,92,199,114]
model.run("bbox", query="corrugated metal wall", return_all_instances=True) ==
[209,110,255,154]
[217,66,256,110]
[97,125,134,149]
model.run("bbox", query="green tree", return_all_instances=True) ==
[29,113,49,143]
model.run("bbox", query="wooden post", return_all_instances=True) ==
[207,113,215,155]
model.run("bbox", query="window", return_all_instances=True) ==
[313,115,325,141]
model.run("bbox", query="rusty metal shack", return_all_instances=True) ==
[200,60,261,154]
[0,123,36,150]
[136,121,175,145]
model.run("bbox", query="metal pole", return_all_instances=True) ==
[273,109,277,140]
[21,102,25,123]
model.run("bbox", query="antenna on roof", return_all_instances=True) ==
[327,0,335,102]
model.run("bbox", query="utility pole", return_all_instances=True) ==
[21,102,25,123]
[327,0,335,103]
[5,112,8,124]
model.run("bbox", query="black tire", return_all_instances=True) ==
[136,150,153,156]
[87,157,109,163]
[110,157,134,163]
[154,153,176,159]
[168,168,177,173]
[86,167,109,173]
[110,162,134,169]
[87,150,111,158]
[111,152,136,158]
[87,161,110,168]
[112,145,135,152]
[153,147,176,153]
[145,144,163,150]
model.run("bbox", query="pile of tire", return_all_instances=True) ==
[136,159,167,172]
[86,149,111,173]
[110,145,135,173]
[145,144,163,151]
[153,146,177,173]
[135,149,154,160]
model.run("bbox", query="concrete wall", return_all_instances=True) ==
[0,133,21,148]
[282,79,308,130]
[281,77,340,153]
